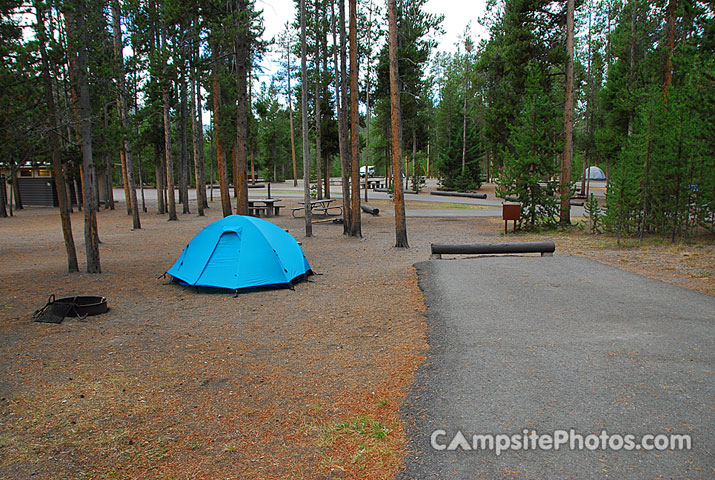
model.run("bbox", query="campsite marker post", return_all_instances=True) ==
[502,202,521,234]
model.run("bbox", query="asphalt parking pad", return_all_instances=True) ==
[401,256,714,479]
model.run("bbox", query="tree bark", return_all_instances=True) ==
[190,21,205,216]
[0,174,6,218]
[388,0,408,247]
[461,61,467,174]
[119,149,130,214]
[10,163,22,210]
[560,0,574,225]
[348,0,361,237]
[112,0,140,228]
[322,37,331,199]
[627,2,636,136]
[211,39,232,217]
[285,29,298,187]
[662,0,678,102]
[65,2,100,272]
[364,0,373,203]
[338,0,351,233]
[179,65,190,214]
[155,142,166,213]
[234,0,249,216]
[159,7,177,221]
[301,0,313,235]
[102,105,115,210]
[314,0,323,200]
[162,93,177,221]
[35,0,79,271]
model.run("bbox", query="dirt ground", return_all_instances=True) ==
[0,195,712,479]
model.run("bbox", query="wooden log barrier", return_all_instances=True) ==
[430,191,487,199]
[361,204,380,215]
[430,241,556,259]
[374,188,418,194]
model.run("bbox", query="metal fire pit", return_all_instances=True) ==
[33,294,109,323]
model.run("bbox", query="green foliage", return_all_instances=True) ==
[602,0,715,240]
[585,194,603,234]
[434,48,482,192]
[255,82,291,182]
[373,0,443,173]
[495,62,561,230]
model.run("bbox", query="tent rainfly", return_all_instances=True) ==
[167,215,312,291]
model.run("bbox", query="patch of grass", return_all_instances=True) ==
[222,442,239,452]
[690,271,711,278]
[334,416,392,440]
[318,415,396,472]
[376,398,390,408]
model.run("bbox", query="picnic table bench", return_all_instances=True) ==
[291,198,343,218]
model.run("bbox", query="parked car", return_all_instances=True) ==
[359,165,375,178]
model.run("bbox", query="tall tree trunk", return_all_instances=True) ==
[364,0,373,202]
[234,1,249,216]
[338,0,351,232]
[133,72,146,212]
[65,2,100,272]
[388,0,408,247]
[560,0,574,224]
[159,9,177,221]
[210,126,215,201]
[119,150,130,214]
[314,0,323,200]
[348,0,361,236]
[190,22,205,216]
[581,3,592,196]
[285,29,298,187]
[627,2,636,136]
[461,63,468,174]
[412,127,417,189]
[301,0,312,235]
[179,69,191,213]
[34,1,78,271]
[0,173,6,218]
[155,142,166,214]
[196,82,208,210]
[10,163,22,210]
[662,0,678,102]
[162,93,177,221]
[102,105,115,210]
[330,1,344,209]
[322,39,330,199]
[112,0,140,228]
[211,39,232,217]
[639,101,654,240]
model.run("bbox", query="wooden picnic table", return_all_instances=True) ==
[367,178,385,189]
[292,198,342,217]
[299,198,334,208]
[249,198,283,217]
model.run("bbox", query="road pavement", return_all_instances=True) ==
[400,256,714,479]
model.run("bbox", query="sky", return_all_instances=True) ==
[254,0,491,80]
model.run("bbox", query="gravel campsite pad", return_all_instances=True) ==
[0,197,712,479]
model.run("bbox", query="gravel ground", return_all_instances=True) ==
[0,193,712,479]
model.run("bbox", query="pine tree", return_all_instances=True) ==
[496,62,561,230]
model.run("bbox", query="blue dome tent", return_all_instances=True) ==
[167,215,312,291]
[585,166,606,181]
